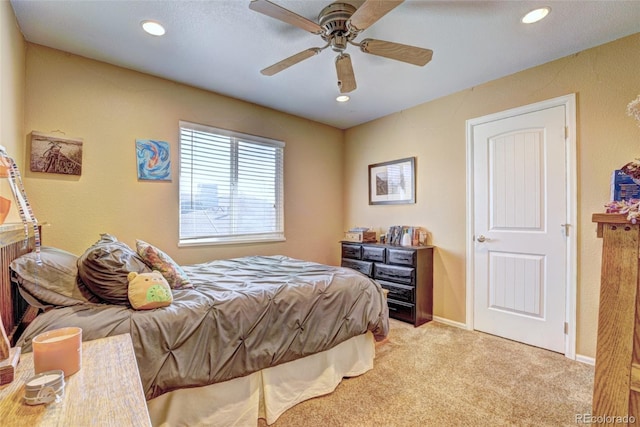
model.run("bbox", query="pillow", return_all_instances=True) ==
[127,271,173,310]
[136,239,192,289]
[10,246,100,308]
[78,234,151,305]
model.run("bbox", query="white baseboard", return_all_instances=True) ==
[575,354,595,365]
[433,316,468,330]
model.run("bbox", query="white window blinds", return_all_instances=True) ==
[179,121,284,245]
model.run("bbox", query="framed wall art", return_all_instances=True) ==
[368,157,416,205]
[30,131,83,175]
[136,139,171,181]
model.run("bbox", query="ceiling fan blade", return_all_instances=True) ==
[335,53,357,93]
[360,38,433,66]
[249,0,323,34]
[261,48,322,76]
[347,0,404,33]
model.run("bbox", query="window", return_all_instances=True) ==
[179,121,284,245]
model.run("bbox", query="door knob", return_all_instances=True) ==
[476,235,486,242]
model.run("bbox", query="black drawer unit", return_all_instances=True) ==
[340,258,373,276]
[377,280,414,304]
[341,241,434,327]
[374,264,415,285]
[341,243,362,260]
[387,248,416,266]
[362,245,385,262]
[387,299,415,324]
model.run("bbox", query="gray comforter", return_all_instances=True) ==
[17,255,389,400]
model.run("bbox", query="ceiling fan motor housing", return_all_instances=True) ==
[318,2,358,51]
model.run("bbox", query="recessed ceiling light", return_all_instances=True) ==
[336,95,350,102]
[141,20,166,36]
[521,7,550,24]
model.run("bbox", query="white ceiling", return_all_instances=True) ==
[9,0,640,129]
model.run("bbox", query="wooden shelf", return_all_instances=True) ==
[592,213,633,238]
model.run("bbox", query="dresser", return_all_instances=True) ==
[341,242,434,326]
[592,213,640,424]
[0,333,151,426]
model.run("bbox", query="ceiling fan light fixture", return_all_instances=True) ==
[141,20,166,36]
[521,7,550,24]
[336,95,350,102]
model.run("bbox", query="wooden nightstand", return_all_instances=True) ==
[0,333,151,426]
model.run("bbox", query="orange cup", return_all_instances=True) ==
[32,327,82,377]
[0,157,10,178]
[0,196,11,225]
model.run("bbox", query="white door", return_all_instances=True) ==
[471,104,568,353]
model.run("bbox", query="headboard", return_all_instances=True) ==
[0,224,38,345]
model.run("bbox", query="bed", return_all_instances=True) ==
[1,229,389,426]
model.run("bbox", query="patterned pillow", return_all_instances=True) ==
[136,240,193,289]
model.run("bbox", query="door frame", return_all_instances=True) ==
[464,94,577,359]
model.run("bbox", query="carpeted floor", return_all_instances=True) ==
[260,319,594,426]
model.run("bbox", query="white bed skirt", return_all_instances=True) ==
[147,331,375,426]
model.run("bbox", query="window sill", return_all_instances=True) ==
[178,236,286,247]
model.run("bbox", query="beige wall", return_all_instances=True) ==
[0,1,27,224]
[344,33,640,358]
[22,44,345,266]
[7,0,640,358]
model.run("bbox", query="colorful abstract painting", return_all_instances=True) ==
[136,139,171,181]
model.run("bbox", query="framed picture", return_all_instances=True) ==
[136,139,171,181]
[30,131,83,175]
[368,157,416,205]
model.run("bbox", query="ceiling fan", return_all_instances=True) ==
[249,0,433,93]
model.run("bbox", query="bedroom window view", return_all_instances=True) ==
[178,121,285,245]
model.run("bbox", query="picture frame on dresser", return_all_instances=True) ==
[368,157,415,205]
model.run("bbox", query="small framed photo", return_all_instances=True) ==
[368,157,416,205]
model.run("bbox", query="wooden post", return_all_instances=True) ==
[592,213,640,424]
[0,311,20,385]
[0,313,9,360]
